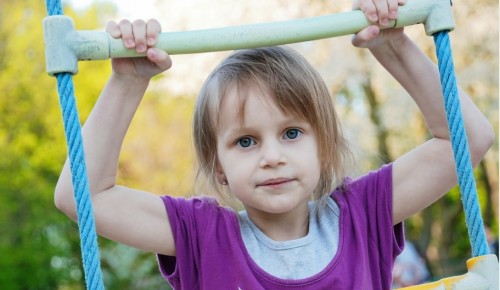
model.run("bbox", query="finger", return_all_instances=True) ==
[352,25,379,47]
[373,0,390,27]
[387,0,399,20]
[106,21,121,38]
[132,19,147,53]
[119,19,135,49]
[146,19,162,47]
[359,0,378,23]
[147,48,172,70]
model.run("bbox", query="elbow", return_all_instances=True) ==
[54,181,77,220]
[469,122,495,167]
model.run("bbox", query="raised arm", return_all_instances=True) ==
[54,19,177,255]
[352,3,494,224]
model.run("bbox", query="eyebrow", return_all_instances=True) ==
[223,117,310,136]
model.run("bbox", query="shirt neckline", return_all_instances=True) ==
[230,194,346,285]
[238,203,317,250]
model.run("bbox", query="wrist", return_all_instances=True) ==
[110,72,151,88]
[105,73,150,103]
[369,33,411,61]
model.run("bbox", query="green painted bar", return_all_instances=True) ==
[109,10,373,57]
[43,0,454,75]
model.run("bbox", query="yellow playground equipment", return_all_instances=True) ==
[43,0,499,288]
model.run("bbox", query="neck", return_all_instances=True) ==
[245,203,310,241]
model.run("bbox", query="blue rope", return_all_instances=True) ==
[433,31,489,257]
[45,0,487,284]
[46,1,105,289]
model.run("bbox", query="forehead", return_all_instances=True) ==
[218,80,311,126]
[217,84,282,130]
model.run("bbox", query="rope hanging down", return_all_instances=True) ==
[433,31,489,257]
[45,0,105,289]
[45,0,488,288]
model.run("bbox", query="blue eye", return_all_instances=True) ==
[237,137,255,148]
[284,128,301,140]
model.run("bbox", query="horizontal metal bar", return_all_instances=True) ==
[43,0,454,75]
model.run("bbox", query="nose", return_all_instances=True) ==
[259,141,287,168]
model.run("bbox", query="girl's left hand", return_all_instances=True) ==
[106,19,172,81]
[351,0,406,49]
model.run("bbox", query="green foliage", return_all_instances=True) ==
[332,0,499,278]
[0,0,497,288]
[0,1,170,289]
[0,1,73,288]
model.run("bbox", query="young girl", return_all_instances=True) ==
[54,0,494,289]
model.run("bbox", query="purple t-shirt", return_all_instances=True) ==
[157,163,404,289]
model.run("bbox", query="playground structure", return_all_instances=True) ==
[43,0,499,289]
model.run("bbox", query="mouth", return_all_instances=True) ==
[258,178,294,187]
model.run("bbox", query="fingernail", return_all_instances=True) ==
[147,37,156,46]
[381,18,388,26]
[125,39,135,48]
[136,45,146,53]
[369,13,378,22]
[390,10,398,19]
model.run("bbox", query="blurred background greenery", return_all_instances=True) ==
[0,0,497,289]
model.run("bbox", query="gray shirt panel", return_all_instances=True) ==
[238,198,340,279]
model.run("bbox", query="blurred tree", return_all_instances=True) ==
[0,0,172,289]
[0,0,78,288]
[300,0,498,280]
[1,0,496,289]
[402,1,499,278]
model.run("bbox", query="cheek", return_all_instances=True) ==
[217,147,245,180]
[220,157,259,193]
[303,138,322,179]
[306,156,322,182]
[223,157,251,182]
[303,136,320,162]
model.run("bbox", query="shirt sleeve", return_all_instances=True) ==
[156,195,221,288]
[345,163,405,267]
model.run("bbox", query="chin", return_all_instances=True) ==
[262,200,307,215]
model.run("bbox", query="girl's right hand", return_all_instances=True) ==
[106,19,172,81]
[351,0,406,50]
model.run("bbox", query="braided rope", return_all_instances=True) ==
[46,0,105,288]
[45,0,488,286]
[434,31,489,257]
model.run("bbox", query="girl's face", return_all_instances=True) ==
[216,85,321,217]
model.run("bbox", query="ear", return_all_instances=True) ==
[215,162,228,185]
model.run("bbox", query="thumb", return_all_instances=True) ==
[352,25,380,48]
[147,48,172,71]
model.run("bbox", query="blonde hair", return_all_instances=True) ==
[193,46,352,206]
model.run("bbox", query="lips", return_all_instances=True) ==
[258,178,294,187]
